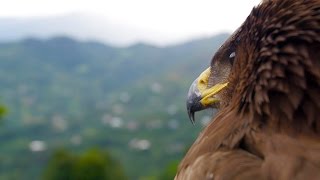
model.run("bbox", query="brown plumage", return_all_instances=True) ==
[177,0,320,179]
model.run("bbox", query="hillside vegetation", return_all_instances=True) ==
[0,33,229,179]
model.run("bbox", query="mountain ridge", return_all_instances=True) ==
[0,13,230,46]
[0,33,229,179]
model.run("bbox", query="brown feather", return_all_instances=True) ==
[176,0,320,179]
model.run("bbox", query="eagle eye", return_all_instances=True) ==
[229,52,235,65]
[229,52,235,58]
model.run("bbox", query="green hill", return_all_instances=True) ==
[0,34,229,179]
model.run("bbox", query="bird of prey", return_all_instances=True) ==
[176,0,320,179]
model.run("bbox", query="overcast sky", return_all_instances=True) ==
[1,0,262,45]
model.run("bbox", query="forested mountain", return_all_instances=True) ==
[0,33,229,179]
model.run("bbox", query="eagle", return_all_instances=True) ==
[175,0,320,179]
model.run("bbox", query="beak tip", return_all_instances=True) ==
[186,78,205,125]
[188,109,196,125]
[187,103,195,125]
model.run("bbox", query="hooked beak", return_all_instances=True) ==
[186,67,228,124]
[187,78,203,125]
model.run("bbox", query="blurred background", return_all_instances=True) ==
[0,0,260,179]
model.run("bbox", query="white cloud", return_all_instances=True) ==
[0,0,262,45]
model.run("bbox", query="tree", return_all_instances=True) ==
[0,104,7,120]
[43,149,76,180]
[43,148,127,180]
[158,161,179,180]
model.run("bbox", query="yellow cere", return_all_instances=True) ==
[196,67,229,106]
[197,67,211,92]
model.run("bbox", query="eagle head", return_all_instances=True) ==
[187,28,245,124]
[187,0,320,125]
